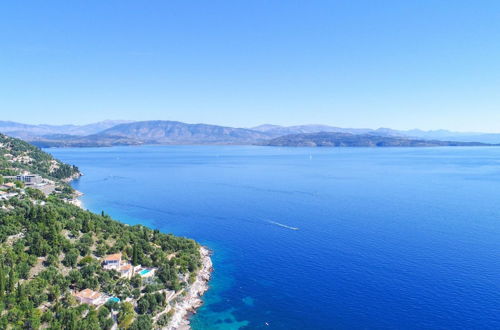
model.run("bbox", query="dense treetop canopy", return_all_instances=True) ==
[0,134,201,329]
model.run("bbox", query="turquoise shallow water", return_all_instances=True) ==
[49,146,500,329]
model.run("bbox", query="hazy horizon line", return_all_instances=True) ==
[3,118,500,135]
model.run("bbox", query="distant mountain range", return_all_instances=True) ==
[1,120,499,147]
[251,124,375,136]
[0,120,133,140]
[3,120,271,147]
[252,124,500,143]
[262,132,494,147]
[97,120,271,144]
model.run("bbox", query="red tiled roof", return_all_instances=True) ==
[74,288,102,300]
[104,253,122,261]
[120,264,132,271]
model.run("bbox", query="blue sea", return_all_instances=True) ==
[48,146,500,329]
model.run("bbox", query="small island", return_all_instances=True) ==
[0,133,212,329]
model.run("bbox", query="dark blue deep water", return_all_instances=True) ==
[48,146,500,329]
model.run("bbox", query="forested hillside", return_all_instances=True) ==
[0,135,202,329]
[0,133,79,180]
[262,132,494,147]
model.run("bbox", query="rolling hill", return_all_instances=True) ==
[94,120,271,144]
[262,132,495,147]
[24,121,272,147]
[3,120,500,147]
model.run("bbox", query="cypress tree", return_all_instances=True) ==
[132,245,139,266]
[0,264,5,297]
[7,267,15,293]
[16,282,22,300]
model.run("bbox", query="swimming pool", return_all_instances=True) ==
[139,269,151,276]
[108,297,120,303]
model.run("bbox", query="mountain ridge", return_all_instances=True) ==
[262,132,496,147]
[95,120,271,144]
[2,120,500,147]
[18,121,273,147]
[0,120,134,138]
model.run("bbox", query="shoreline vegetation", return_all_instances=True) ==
[0,133,213,329]
[70,191,213,330]
[166,247,212,330]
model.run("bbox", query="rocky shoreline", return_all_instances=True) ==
[66,171,84,209]
[69,190,84,209]
[166,246,213,329]
[66,171,213,329]
[63,171,83,183]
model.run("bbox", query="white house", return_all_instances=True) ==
[118,263,133,279]
[73,289,106,306]
[16,174,43,186]
[103,253,122,270]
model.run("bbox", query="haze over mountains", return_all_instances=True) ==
[252,124,500,143]
[1,120,500,147]
[0,120,133,140]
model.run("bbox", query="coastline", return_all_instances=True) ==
[69,190,84,209]
[66,171,213,329]
[166,246,213,329]
[66,172,85,209]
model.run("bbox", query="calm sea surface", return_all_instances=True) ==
[48,146,500,329]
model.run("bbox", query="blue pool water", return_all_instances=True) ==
[108,297,120,303]
[48,146,500,329]
[140,269,152,276]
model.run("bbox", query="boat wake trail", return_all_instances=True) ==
[268,221,299,231]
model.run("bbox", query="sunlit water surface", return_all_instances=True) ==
[49,146,500,329]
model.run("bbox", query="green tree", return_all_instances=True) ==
[7,267,15,293]
[137,297,150,314]
[130,315,152,330]
[63,249,79,267]
[130,275,142,288]
[0,264,5,297]
[132,245,139,266]
[118,302,135,329]
[156,313,171,327]
[16,283,22,300]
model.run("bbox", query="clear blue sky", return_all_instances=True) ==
[1,1,500,132]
